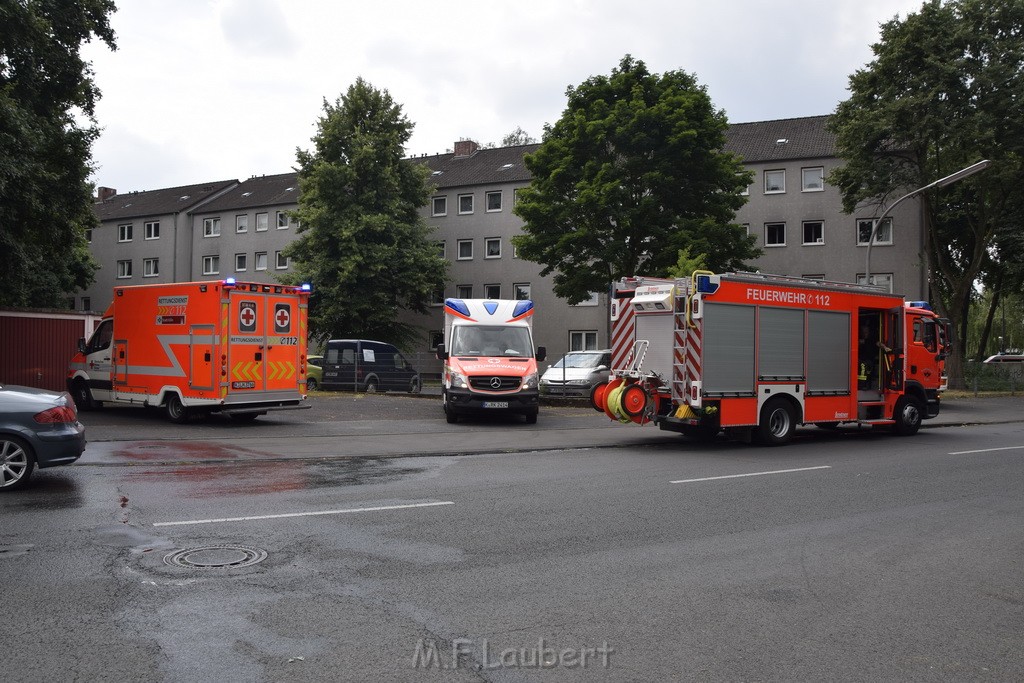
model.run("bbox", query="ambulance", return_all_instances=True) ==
[436,298,546,423]
[67,279,310,422]
[592,271,950,445]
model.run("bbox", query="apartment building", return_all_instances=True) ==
[79,116,929,364]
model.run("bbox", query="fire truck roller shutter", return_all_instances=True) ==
[807,311,850,393]
[702,303,755,395]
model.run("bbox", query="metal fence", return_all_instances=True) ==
[954,362,1023,395]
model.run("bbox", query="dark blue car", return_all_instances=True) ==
[0,384,86,491]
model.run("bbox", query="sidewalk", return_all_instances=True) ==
[928,394,1024,427]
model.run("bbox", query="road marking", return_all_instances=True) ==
[671,465,832,484]
[153,501,455,527]
[949,445,1024,455]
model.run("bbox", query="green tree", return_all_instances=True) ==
[828,0,1024,386]
[0,0,116,307]
[665,246,708,279]
[284,78,448,348]
[512,55,757,304]
[501,126,537,146]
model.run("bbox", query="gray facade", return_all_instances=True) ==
[79,116,929,364]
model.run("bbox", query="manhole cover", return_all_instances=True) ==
[164,545,267,569]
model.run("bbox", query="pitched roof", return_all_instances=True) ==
[94,180,238,221]
[724,115,835,163]
[198,172,301,212]
[410,144,541,189]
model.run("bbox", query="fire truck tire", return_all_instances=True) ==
[71,379,98,411]
[164,394,190,424]
[893,396,923,436]
[756,398,797,446]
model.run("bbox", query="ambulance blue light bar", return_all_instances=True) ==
[301,283,311,292]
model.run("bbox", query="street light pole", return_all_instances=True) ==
[864,159,991,286]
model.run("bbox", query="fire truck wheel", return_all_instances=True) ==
[756,398,796,446]
[71,379,97,411]
[164,394,190,424]
[893,396,923,436]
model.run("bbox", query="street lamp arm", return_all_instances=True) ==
[864,160,991,286]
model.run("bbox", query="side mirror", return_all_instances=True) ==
[77,337,86,354]
[435,343,448,361]
[595,365,608,372]
[536,346,547,362]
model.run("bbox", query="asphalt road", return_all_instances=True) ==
[2,394,1023,681]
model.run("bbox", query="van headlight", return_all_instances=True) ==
[450,371,469,389]
[522,372,539,390]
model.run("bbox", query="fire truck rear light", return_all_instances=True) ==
[34,406,76,424]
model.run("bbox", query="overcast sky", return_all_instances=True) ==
[83,0,926,194]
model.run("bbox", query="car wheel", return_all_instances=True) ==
[0,435,35,491]
[72,379,97,411]
[363,377,379,393]
[893,396,923,436]
[524,410,538,424]
[755,398,797,446]
[306,377,319,391]
[165,394,190,424]
[409,376,421,394]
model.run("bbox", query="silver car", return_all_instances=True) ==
[0,384,86,491]
[540,350,612,396]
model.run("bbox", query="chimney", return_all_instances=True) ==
[453,140,479,158]
[97,186,117,201]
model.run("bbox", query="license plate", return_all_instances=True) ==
[482,401,509,409]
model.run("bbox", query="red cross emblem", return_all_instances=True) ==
[240,308,256,326]
[274,303,291,332]
[276,308,290,328]
[239,302,257,332]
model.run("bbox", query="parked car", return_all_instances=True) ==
[540,350,612,396]
[306,354,324,391]
[320,340,421,393]
[983,354,1024,363]
[0,384,86,491]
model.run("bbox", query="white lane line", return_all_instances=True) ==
[153,501,455,527]
[671,465,831,484]
[949,445,1024,455]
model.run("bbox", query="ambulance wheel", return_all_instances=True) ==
[524,410,538,424]
[72,379,97,411]
[363,377,379,393]
[164,394,190,424]
[893,396,923,436]
[756,398,796,446]
[443,392,459,423]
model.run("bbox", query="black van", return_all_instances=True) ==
[320,339,421,393]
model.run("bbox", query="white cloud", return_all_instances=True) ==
[83,0,926,192]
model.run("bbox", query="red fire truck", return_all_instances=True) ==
[592,271,950,445]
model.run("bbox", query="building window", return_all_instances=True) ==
[513,188,522,205]
[202,255,219,275]
[802,167,824,192]
[572,293,599,307]
[484,283,500,299]
[116,259,132,278]
[432,196,447,216]
[256,212,268,232]
[513,282,531,300]
[145,221,160,240]
[430,288,445,306]
[486,191,502,212]
[739,174,750,196]
[235,253,247,272]
[857,218,893,246]
[458,194,474,214]
[118,224,132,242]
[457,239,473,260]
[81,297,91,311]
[143,258,159,277]
[764,169,785,194]
[857,273,894,292]
[204,217,221,237]
[255,252,268,271]
[277,211,289,229]
[802,221,824,245]
[236,214,248,233]
[436,241,446,259]
[570,331,599,351]
[765,222,786,247]
[456,284,473,298]
[276,251,289,269]
[485,237,501,258]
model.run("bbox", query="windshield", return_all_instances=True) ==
[552,353,606,369]
[452,325,532,357]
